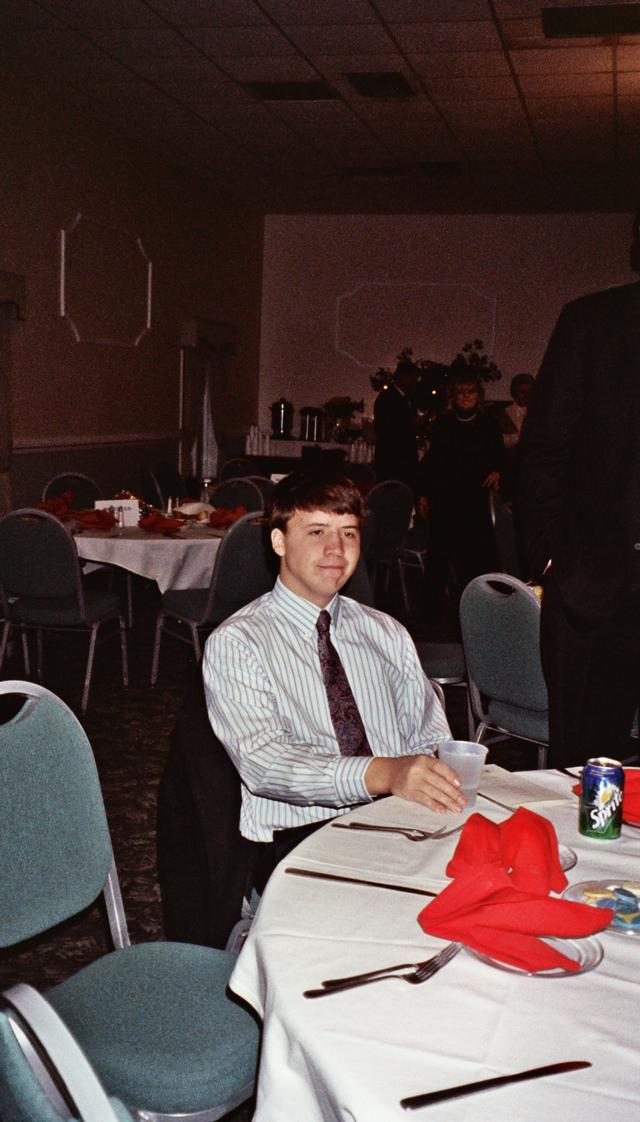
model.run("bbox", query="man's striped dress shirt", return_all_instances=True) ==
[203,578,451,842]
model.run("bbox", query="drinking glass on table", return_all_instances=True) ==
[438,740,488,808]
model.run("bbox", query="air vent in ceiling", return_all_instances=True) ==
[417,161,463,176]
[345,72,415,98]
[244,80,337,101]
[542,4,640,38]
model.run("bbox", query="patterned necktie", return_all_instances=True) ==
[316,609,372,757]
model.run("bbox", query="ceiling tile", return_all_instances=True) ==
[390,21,502,53]
[260,0,377,24]
[618,72,640,95]
[2,0,66,27]
[525,95,613,120]
[518,72,612,96]
[512,46,612,75]
[88,27,200,57]
[618,46,640,71]
[127,55,226,83]
[282,23,397,55]
[313,53,409,79]
[181,25,297,56]
[217,55,318,81]
[502,16,604,48]
[146,0,270,26]
[376,0,489,18]
[408,50,511,77]
[426,74,519,98]
[28,0,165,27]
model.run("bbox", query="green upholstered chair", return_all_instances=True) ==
[0,681,259,1122]
[0,984,132,1122]
[150,511,277,684]
[414,640,473,738]
[0,509,128,713]
[363,480,415,610]
[459,573,548,769]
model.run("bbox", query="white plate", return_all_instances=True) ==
[559,845,577,872]
[465,935,603,977]
[562,879,640,940]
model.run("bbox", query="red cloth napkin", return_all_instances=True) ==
[37,491,75,520]
[208,505,247,528]
[72,508,116,531]
[418,809,612,972]
[572,769,640,825]
[139,512,183,533]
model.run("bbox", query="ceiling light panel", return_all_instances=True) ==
[542,5,640,38]
[344,71,415,97]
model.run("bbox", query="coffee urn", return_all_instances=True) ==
[300,407,325,442]
[270,397,294,439]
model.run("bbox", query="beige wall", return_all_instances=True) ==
[0,68,264,495]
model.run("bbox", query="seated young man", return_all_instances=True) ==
[202,470,462,880]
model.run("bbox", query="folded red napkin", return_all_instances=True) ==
[72,508,116,531]
[572,769,640,825]
[37,490,75,520]
[208,505,247,529]
[139,512,183,533]
[418,809,612,972]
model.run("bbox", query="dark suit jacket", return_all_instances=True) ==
[373,384,418,489]
[519,281,640,625]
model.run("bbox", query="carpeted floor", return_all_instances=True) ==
[0,567,538,1120]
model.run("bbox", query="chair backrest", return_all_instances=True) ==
[247,475,275,505]
[488,491,522,578]
[342,552,375,607]
[219,458,256,481]
[0,984,131,1122]
[42,473,103,509]
[0,509,85,609]
[202,512,277,622]
[141,463,187,508]
[459,573,547,713]
[364,479,414,556]
[209,478,264,512]
[0,681,125,948]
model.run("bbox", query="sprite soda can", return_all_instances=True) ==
[579,757,624,839]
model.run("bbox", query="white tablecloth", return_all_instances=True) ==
[75,525,223,592]
[230,770,640,1122]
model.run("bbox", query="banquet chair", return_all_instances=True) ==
[209,477,263,512]
[42,472,134,629]
[0,509,128,714]
[459,572,549,768]
[42,472,103,509]
[219,457,256,480]
[151,511,277,684]
[141,463,187,510]
[363,480,415,611]
[247,474,275,505]
[414,640,473,738]
[0,680,259,1122]
[0,983,133,1122]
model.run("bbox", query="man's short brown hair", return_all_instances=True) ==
[269,469,364,532]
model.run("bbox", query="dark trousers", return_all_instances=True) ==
[249,819,332,896]
[540,571,640,768]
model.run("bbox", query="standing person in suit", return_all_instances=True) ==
[519,219,640,768]
[373,359,420,493]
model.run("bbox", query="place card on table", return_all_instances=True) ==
[94,498,140,526]
[478,764,573,809]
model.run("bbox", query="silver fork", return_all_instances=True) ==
[331,821,464,843]
[303,942,461,998]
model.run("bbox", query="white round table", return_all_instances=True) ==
[74,524,223,592]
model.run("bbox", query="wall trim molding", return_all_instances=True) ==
[14,431,179,453]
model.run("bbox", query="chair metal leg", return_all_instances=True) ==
[119,616,129,689]
[20,630,31,676]
[397,560,411,615]
[36,629,44,680]
[82,624,99,714]
[126,573,134,629]
[0,620,10,672]
[150,611,165,686]
[191,624,201,664]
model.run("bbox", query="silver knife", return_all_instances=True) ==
[285,867,437,897]
[400,1061,591,1110]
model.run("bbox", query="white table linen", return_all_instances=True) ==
[230,770,640,1122]
[75,525,223,592]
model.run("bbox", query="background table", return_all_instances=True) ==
[75,524,223,592]
[230,770,639,1122]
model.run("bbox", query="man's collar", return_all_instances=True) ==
[271,578,342,634]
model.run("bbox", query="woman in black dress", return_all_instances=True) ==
[420,372,504,604]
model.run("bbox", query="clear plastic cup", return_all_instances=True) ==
[438,740,488,808]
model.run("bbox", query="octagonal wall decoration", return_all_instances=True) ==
[335,282,496,371]
[59,212,152,346]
